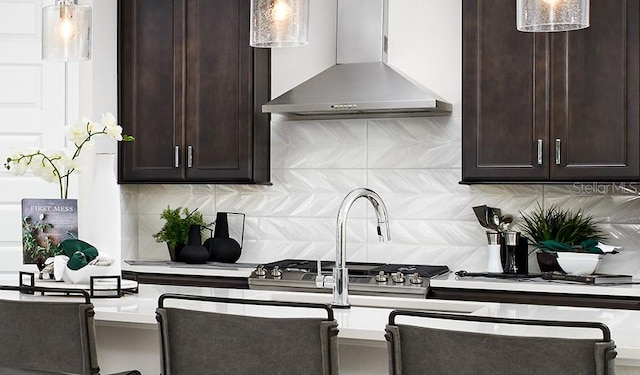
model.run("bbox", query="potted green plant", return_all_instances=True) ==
[152,206,212,261]
[519,203,607,273]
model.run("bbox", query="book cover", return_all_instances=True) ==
[21,198,78,265]
[542,272,633,285]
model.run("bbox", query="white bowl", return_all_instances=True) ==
[556,252,602,275]
[62,265,114,284]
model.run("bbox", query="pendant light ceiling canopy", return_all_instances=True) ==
[517,0,589,32]
[250,0,309,48]
[42,0,92,61]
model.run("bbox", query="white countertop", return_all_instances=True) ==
[2,272,640,367]
[123,260,640,298]
[430,272,640,297]
[122,260,255,278]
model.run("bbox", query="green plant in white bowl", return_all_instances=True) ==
[519,203,607,253]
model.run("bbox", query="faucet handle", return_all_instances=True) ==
[315,274,335,289]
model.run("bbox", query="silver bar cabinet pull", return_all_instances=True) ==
[174,146,180,168]
[187,145,193,168]
[555,139,561,165]
[537,139,543,165]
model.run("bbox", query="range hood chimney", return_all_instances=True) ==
[262,0,452,119]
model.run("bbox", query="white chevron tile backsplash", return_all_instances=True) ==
[136,184,216,216]
[216,169,367,217]
[543,185,640,224]
[368,117,461,168]
[271,119,367,169]
[126,116,640,276]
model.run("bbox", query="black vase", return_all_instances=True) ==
[179,225,210,264]
[205,212,241,263]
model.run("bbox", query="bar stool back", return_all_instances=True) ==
[156,293,339,375]
[0,284,141,375]
[385,310,616,375]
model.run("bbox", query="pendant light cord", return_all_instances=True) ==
[64,61,69,129]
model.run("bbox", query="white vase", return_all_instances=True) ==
[487,244,503,273]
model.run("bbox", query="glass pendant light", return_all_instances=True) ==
[517,0,589,32]
[42,0,92,60]
[250,0,309,47]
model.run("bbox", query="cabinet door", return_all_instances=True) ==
[551,0,640,181]
[118,0,186,182]
[184,0,270,183]
[462,0,550,183]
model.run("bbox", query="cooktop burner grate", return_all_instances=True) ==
[259,259,449,278]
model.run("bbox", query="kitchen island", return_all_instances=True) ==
[3,271,640,375]
[123,260,640,309]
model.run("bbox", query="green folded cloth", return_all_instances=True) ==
[538,238,602,254]
[60,239,99,270]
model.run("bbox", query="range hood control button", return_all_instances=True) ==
[254,265,266,277]
[391,272,405,284]
[270,266,282,278]
[410,273,423,285]
[374,271,388,283]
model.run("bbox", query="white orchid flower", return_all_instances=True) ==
[48,150,71,173]
[101,113,123,141]
[10,160,28,176]
[66,123,88,144]
[101,112,117,127]
[63,157,78,172]
[5,114,132,199]
[30,159,58,183]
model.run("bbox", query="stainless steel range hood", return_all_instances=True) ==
[262,0,452,119]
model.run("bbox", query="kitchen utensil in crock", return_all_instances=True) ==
[472,205,503,232]
[179,224,210,264]
[472,205,490,229]
[500,213,514,231]
[205,212,244,263]
[489,207,502,231]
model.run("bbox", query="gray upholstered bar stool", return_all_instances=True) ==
[156,293,339,375]
[385,310,617,375]
[0,284,140,375]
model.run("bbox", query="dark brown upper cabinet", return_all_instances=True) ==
[118,0,271,184]
[462,0,639,183]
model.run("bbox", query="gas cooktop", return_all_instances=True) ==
[247,259,450,298]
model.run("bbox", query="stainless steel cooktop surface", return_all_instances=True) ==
[248,259,450,298]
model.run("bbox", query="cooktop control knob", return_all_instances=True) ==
[410,273,423,285]
[391,272,405,284]
[270,266,283,278]
[374,271,388,283]
[254,265,266,277]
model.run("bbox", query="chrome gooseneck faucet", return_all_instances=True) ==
[317,188,391,308]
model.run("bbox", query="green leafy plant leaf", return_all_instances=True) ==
[519,203,606,251]
[152,206,212,247]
